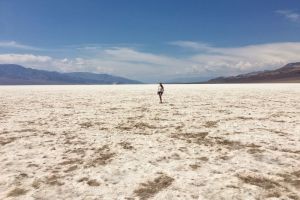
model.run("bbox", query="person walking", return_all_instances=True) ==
[157,83,164,103]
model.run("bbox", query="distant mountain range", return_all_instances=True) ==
[205,62,300,83]
[166,76,213,84]
[0,64,142,85]
[1,63,299,85]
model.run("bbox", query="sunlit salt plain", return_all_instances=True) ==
[0,84,299,200]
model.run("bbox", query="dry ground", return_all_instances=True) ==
[0,84,299,200]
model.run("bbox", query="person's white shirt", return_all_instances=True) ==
[158,85,164,93]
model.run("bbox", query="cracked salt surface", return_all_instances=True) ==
[0,84,299,199]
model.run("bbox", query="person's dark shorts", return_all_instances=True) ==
[157,91,163,95]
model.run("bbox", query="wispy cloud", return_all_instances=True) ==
[276,10,300,22]
[62,43,143,51]
[169,41,213,51]
[0,41,42,50]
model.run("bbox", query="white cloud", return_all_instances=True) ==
[276,10,300,22]
[52,41,300,80]
[171,41,300,74]
[0,41,41,50]
[0,54,51,64]
[168,42,272,76]
[1,41,300,82]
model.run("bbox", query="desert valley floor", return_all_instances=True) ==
[0,84,299,200]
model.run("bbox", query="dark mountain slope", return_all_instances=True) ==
[206,62,300,83]
[0,64,141,85]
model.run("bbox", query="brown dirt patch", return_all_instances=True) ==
[171,132,259,151]
[116,123,132,131]
[45,175,64,186]
[64,165,78,173]
[66,148,86,157]
[59,158,83,165]
[77,177,89,182]
[134,174,174,200]
[199,136,260,150]
[277,170,300,189]
[237,174,280,189]
[80,122,93,128]
[117,121,156,133]
[198,157,209,161]
[190,163,201,170]
[133,122,156,130]
[87,179,101,186]
[7,187,28,197]
[171,132,209,144]
[236,116,255,120]
[119,142,134,150]
[85,145,115,167]
[213,138,244,150]
[247,148,265,154]
[32,179,43,189]
[203,121,218,128]
[0,137,17,146]
[238,172,300,199]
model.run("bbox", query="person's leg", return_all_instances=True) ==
[159,93,162,103]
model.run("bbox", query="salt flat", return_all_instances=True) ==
[0,84,299,200]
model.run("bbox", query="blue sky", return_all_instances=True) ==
[0,0,300,82]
